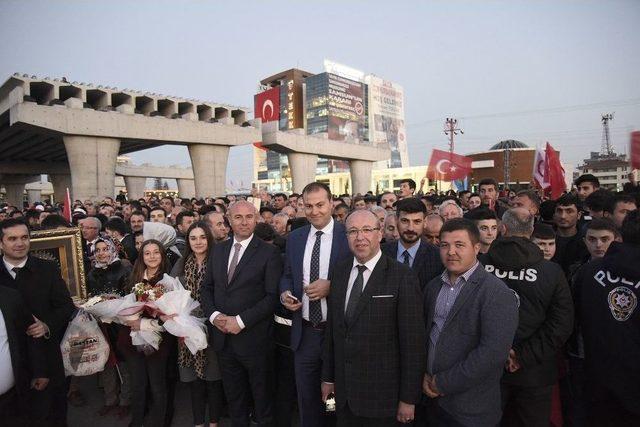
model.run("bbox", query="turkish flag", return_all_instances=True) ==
[427,149,472,181]
[544,142,565,199]
[254,87,280,123]
[630,131,640,169]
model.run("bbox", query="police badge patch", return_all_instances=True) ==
[607,286,637,322]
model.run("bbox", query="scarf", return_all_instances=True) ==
[177,253,208,379]
[92,237,121,269]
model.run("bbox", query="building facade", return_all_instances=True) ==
[577,152,630,191]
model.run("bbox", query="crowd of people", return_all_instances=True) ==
[0,173,639,427]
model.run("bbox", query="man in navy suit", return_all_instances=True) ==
[280,182,350,427]
[382,197,443,290]
[200,201,283,427]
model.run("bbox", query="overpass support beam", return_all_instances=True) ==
[27,189,41,205]
[2,183,25,207]
[177,179,195,199]
[287,153,318,194]
[124,176,147,201]
[63,136,120,201]
[350,160,373,195]
[50,174,72,204]
[188,144,229,197]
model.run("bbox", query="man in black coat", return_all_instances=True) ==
[0,218,76,425]
[573,210,640,425]
[0,286,49,424]
[382,197,443,290]
[200,201,283,427]
[321,210,426,425]
[480,208,573,426]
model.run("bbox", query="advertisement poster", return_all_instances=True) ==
[326,73,365,142]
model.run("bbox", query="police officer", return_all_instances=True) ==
[481,208,574,427]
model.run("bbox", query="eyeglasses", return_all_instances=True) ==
[346,227,380,237]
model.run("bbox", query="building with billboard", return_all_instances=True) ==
[253,62,409,190]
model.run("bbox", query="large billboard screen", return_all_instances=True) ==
[327,73,366,142]
[365,75,408,168]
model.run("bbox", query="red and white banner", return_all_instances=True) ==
[426,149,472,181]
[63,188,72,223]
[630,131,640,170]
[254,87,280,124]
[532,146,550,189]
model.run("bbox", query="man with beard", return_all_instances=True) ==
[573,210,640,426]
[478,178,508,218]
[383,198,443,291]
[574,174,600,202]
[480,208,573,427]
[380,192,398,212]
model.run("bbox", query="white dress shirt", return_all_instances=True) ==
[302,219,334,322]
[0,309,16,395]
[210,234,255,329]
[344,250,383,311]
[3,258,27,279]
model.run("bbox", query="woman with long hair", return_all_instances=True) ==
[170,221,223,427]
[119,239,175,427]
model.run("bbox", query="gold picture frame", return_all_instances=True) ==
[30,227,87,302]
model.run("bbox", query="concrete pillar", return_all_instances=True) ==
[63,136,120,201]
[287,153,318,194]
[124,176,147,200]
[3,183,25,207]
[50,174,72,203]
[188,144,229,197]
[27,189,41,205]
[350,160,374,195]
[177,179,196,199]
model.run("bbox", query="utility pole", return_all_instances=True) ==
[601,113,614,156]
[444,117,463,153]
[504,147,511,191]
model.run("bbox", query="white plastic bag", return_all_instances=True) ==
[60,310,110,376]
[154,289,208,355]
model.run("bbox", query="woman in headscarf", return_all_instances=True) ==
[87,237,133,418]
[170,221,223,427]
[142,221,182,268]
[87,237,131,297]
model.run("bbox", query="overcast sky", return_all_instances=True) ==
[1,0,638,188]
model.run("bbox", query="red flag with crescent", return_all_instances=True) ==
[532,145,550,189]
[254,87,280,124]
[427,149,472,181]
[63,187,72,223]
[631,131,640,169]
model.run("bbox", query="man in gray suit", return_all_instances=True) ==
[422,218,518,426]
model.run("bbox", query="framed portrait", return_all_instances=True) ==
[30,227,87,302]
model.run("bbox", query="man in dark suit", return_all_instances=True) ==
[321,210,426,425]
[200,200,283,427]
[0,286,49,424]
[422,218,518,426]
[279,182,351,427]
[382,197,443,290]
[0,218,76,426]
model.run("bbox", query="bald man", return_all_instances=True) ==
[200,200,284,427]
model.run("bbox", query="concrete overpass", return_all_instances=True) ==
[0,73,391,204]
[260,122,390,194]
[0,73,260,201]
[0,160,197,205]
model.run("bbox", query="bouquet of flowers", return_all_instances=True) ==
[132,282,165,303]
[82,294,127,324]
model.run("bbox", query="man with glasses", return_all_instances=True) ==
[321,209,425,425]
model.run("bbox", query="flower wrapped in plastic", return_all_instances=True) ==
[81,294,126,324]
[153,287,208,355]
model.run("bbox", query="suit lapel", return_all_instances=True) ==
[228,236,259,286]
[334,259,352,326]
[220,240,233,285]
[348,255,388,327]
[443,267,483,327]
[328,222,342,274]
[294,226,310,287]
[425,280,439,329]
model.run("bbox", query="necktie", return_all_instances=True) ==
[227,243,242,284]
[402,250,411,266]
[309,230,324,325]
[12,267,21,279]
[345,265,367,324]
